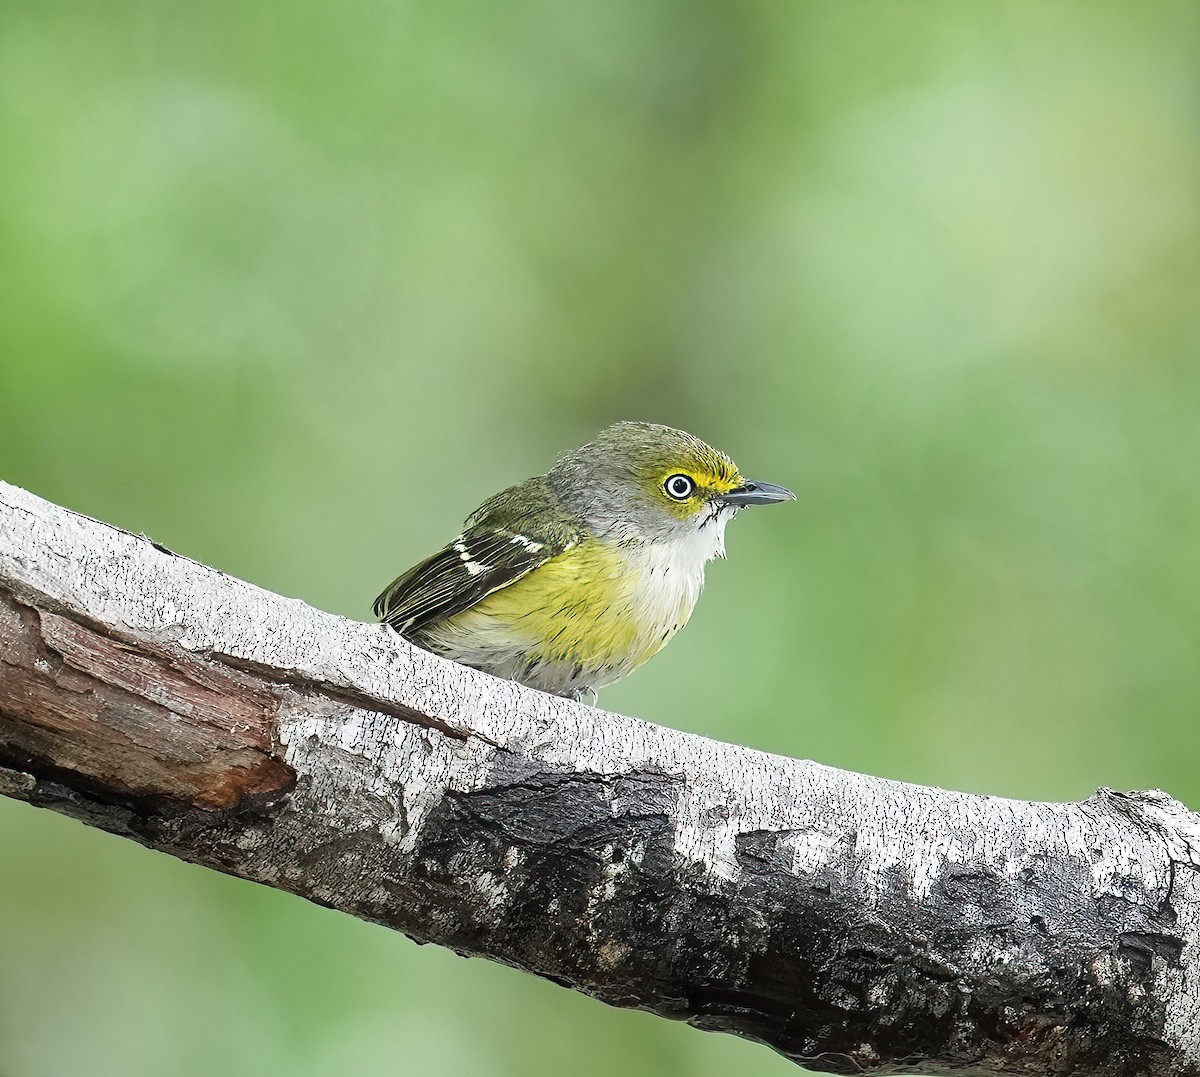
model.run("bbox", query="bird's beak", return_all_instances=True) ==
[720,480,796,507]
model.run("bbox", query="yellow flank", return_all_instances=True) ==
[436,538,693,678]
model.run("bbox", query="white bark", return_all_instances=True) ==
[1,480,1198,1076]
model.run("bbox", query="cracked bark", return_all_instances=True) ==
[1,480,1198,1077]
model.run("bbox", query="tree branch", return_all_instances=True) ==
[1,480,1198,1076]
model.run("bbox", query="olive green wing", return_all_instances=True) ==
[373,477,582,636]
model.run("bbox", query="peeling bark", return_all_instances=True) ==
[1,480,1198,1076]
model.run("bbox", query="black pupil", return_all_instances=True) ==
[668,476,692,498]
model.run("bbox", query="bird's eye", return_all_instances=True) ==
[663,474,696,500]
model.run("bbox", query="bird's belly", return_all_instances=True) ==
[415,539,703,696]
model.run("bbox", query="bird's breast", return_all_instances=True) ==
[421,534,709,692]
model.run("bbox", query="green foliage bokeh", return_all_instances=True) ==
[1,3,1197,1075]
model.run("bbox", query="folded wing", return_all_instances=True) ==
[373,477,582,636]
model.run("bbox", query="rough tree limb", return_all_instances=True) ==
[1,481,1198,1077]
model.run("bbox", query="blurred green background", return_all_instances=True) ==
[1,2,1198,1074]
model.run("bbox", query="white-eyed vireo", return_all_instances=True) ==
[374,421,794,701]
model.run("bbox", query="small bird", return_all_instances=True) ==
[374,421,794,701]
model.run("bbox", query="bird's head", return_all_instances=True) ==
[548,421,794,551]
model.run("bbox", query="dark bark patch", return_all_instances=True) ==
[399,761,1191,1076]
[1117,931,1185,970]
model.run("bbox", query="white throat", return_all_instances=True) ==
[628,506,736,625]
